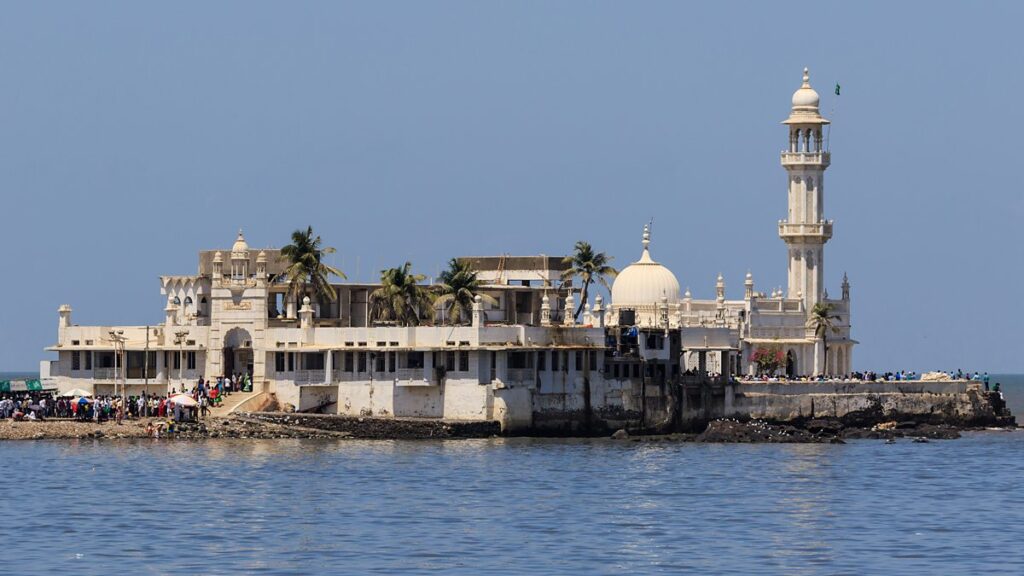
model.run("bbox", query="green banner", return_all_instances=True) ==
[25,379,42,391]
[0,381,9,393]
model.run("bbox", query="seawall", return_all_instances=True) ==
[521,378,1015,435]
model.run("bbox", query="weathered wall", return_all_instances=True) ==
[270,378,1011,436]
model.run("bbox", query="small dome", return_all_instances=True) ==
[611,225,681,309]
[257,250,267,263]
[213,251,223,263]
[231,230,249,256]
[791,68,820,109]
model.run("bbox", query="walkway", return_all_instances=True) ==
[207,389,266,417]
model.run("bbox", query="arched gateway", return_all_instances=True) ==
[222,327,254,378]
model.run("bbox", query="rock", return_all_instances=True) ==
[611,429,629,440]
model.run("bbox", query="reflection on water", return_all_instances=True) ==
[5,433,1024,575]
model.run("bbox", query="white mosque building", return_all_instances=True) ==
[43,68,853,424]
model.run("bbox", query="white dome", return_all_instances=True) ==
[231,230,249,257]
[790,67,823,110]
[611,226,680,309]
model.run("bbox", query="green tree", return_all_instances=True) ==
[434,259,498,325]
[370,262,435,326]
[280,226,345,306]
[807,302,842,374]
[561,241,617,321]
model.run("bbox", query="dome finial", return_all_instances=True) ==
[642,223,650,250]
[802,67,810,86]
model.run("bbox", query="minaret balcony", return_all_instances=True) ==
[778,221,833,241]
[780,151,830,168]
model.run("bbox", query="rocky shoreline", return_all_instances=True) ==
[611,418,1021,444]
[0,413,503,441]
[0,412,1017,443]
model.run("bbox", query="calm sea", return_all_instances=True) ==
[0,433,1021,575]
[3,372,1023,575]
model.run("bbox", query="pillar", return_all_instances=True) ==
[564,293,575,326]
[593,295,605,328]
[58,305,72,346]
[472,295,484,327]
[300,296,314,343]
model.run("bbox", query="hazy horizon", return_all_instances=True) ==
[2,1,1022,372]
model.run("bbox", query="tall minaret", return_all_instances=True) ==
[780,67,832,309]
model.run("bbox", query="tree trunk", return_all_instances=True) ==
[574,280,590,320]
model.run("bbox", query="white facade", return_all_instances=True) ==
[606,68,853,377]
[44,69,856,429]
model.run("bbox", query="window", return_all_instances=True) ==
[537,351,547,371]
[632,363,640,378]
[186,351,196,370]
[288,352,295,372]
[72,351,81,371]
[71,340,80,346]
[589,352,597,371]
[302,353,325,371]
[357,352,367,373]
[459,351,469,372]
[613,364,620,378]
[406,352,425,369]
[551,351,560,371]
[344,352,354,372]
[85,352,92,370]
[275,352,286,372]
[388,352,396,373]
[173,352,181,370]
[374,352,385,373]
[575,351,583,371]
[446,351,456,371]
[509,351,532,369]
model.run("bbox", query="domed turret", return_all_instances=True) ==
[791,68,819,109]
[611,225,681,318]
[783,67,829,126]
[231,230,250,257]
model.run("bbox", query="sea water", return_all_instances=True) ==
[2,373,1023,575]
[0,433,1022,575]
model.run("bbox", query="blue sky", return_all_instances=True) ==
[1,1,1022,372]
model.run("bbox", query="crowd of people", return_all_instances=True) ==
[0,372,254,423]
[743,369,1001,391]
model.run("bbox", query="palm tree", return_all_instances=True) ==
[561,241,617,321]
[807,302,842,375]
[434,259,498,325]
[369,262,435,326]
[279,226,345,306]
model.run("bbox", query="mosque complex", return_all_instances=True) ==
[42,69,858,428]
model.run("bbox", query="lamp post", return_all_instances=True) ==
[108,330,126,424]
[173,329,190,393]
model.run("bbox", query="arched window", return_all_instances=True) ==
[173,296,181,306]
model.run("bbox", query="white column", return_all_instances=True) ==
[324,351,333,384]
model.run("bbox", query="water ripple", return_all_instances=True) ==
[2,433,1024,575]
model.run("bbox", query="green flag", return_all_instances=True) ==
[0,381,9,393]
[25,379,42,391]
[835,83,841,96]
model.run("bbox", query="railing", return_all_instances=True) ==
[780,151,830,166]
[294,370,326,385]
[391,368,425,381]
[93,368,115,380]
[506,368,536,383]
[778,222,833,239]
